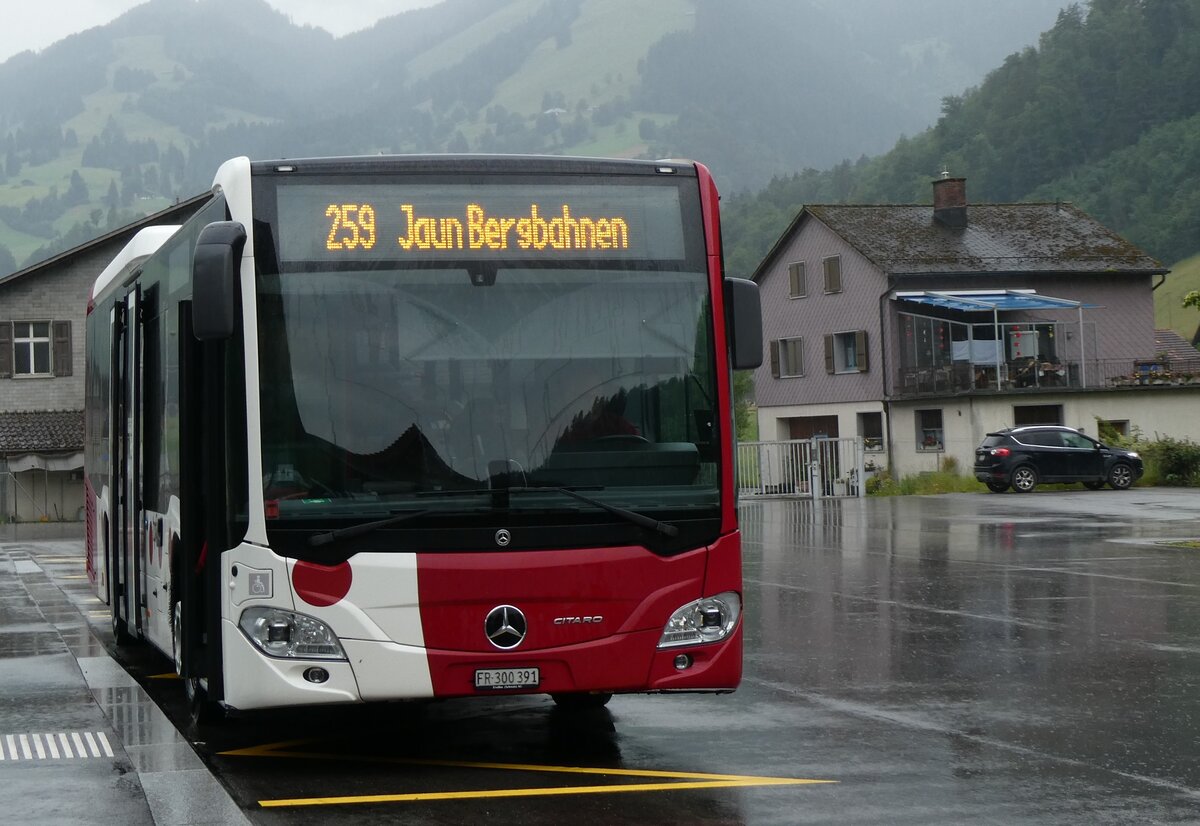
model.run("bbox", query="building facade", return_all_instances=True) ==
[750,177,1196,479]
[0,196,208,521]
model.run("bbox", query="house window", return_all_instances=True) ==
[14,322,52,376]
[1,320,71,379]
[858,411,884,452]
[1013,404,1063,426]
[916,409,943,451]
[770,337,804,378]
[825,330,868,374]
[823,255,842,293]
[787,262,806,298]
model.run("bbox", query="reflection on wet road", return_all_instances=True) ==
[739,490,1200,823]
[10,489,1200,824]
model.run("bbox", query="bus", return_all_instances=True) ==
[84,154,762,719]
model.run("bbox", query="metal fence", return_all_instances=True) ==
[736,437,865,499]
[894,356,1200,397]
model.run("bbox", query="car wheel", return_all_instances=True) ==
[1108,462,1134,490]
[1011,465,1038,493]
[985,480,1009,493]
[1082,481,1105,490]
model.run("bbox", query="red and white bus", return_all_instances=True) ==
[84,154,761,718]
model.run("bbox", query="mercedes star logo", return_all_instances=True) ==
[495,529,511,547]
[484,604,527,650]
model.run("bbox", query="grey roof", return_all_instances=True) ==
[0,193,210,290]
[755,202,1166,279]
[1154,329,1200,363]
[0,411,84,454]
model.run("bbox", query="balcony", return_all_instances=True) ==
[892,356,1200,398]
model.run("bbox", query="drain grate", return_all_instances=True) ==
[0,732,115,761]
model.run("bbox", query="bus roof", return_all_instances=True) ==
[90,225,181,306]
[247,154,700,178]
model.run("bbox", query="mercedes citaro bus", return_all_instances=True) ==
[84,154,761,719]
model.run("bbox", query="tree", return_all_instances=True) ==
[1185,291,1200,312]
[64,170,89,206]
[733,370,756,440]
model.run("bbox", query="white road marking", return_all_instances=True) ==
[0,732,117,761]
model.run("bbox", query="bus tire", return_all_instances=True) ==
[551,692,613,710]
[106,517,133,646]
[111,595,134,646]
[185,673,226,727]
[112,615,132,645]
[174,602,225,726]
[172,601,184,676]
[189,684,226,727]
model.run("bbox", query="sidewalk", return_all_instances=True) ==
[0,537,249,826]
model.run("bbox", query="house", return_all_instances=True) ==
[749,175,1197,479]
[0,195,209,522]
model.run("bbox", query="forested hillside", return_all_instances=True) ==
[722,0,1200,285]
[0,0,1065,276]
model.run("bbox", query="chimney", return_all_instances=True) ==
[932,172,967,228]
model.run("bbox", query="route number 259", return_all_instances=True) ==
[325,204,377,250]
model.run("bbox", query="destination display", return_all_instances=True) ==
[274,182,688,263]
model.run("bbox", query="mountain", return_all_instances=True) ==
[721,0,1200,285]
[1155,253,1200,341]
[0,0,1069,276]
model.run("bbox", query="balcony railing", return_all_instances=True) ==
[1098,357,1200,387]
[893,356,1200,397]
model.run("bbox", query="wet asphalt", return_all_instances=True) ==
[2,488,1199,824]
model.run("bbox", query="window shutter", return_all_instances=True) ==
[0,322,11,378]
[769,340,780,378]
[53,320,72,377]
[788,262,806,297]
[855,329,868,372]
[824,334,834,374]
[823,256,842,293]
[788,338,803,376]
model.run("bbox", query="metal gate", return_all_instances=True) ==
[736,437,865,499]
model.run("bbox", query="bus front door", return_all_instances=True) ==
[110,288,144,642]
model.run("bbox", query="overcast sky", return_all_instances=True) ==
[0,0,440,63]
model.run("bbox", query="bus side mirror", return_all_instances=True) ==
[192,221,247,341]
[725,277,763,370]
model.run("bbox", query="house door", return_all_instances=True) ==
[788,415,839,440]
[789,416,841,494]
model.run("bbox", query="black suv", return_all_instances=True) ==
[974,425,1144,493]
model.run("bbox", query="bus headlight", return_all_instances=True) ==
[657,592,741,648]
[238,607,347,660]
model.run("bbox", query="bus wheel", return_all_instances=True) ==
[174,602,225,726]
[111,604,133,646]
[187,677,226,727]
[551,692,613,711]
[172,602,184,676]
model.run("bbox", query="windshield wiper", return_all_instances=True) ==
[308,509,432,547]
[508,486,679,537]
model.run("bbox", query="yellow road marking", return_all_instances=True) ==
[220,739,835,808]
[262,777,828,807]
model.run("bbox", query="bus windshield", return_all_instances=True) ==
[253,170,719,529]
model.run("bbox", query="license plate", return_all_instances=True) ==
[474,667,540,690]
